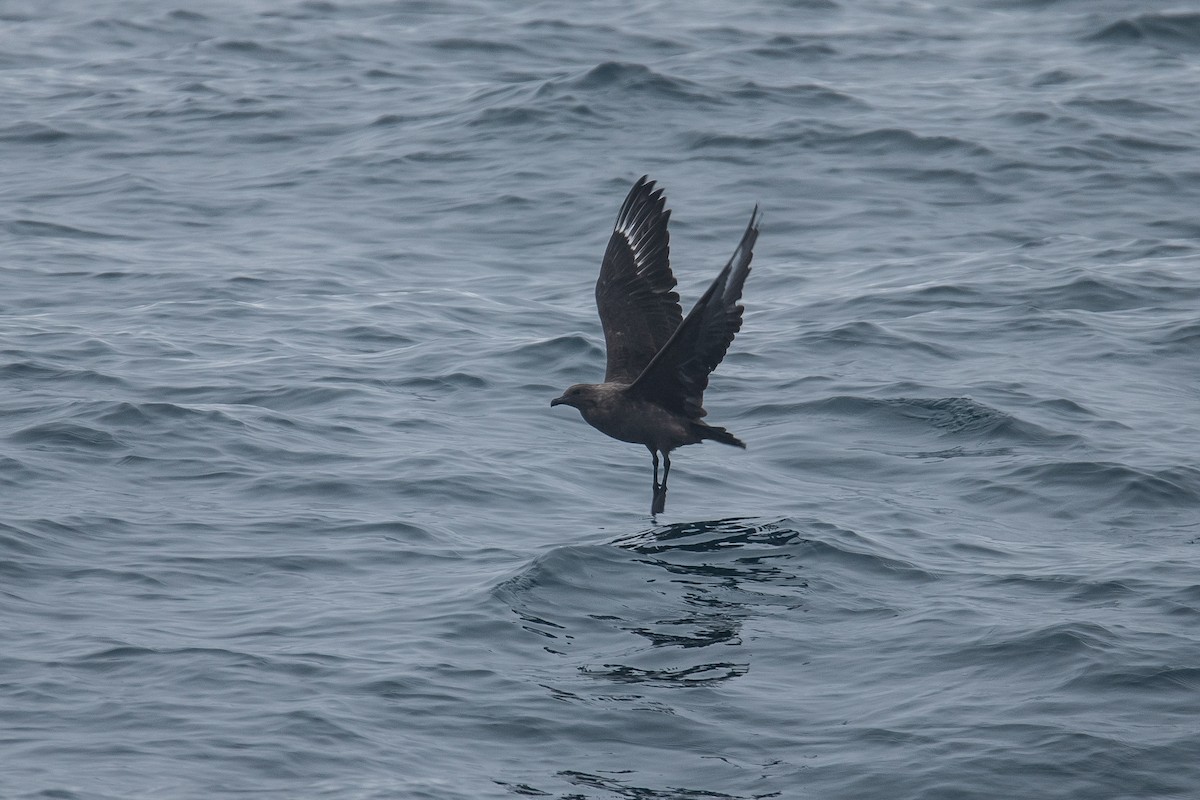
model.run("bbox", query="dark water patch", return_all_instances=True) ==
[987,569,1141,606]
[751,39,838,59]
[0,455,43,487]
[165,9,210,23]
[558,61,718,105]
[798,321,957,358]
[1043,142,1124,165]
[134,96,288,123]
[835,281,992,316]
[683,130,777,152]
[392,371,489,393]
[504,334,603,375]
[1005,110,1053,126]
[430,37,533,56]
[942,621,1117,672]
[1090,132,1193,155]
[81,15,166,40]
[776,0,839,9]
[5,219,140,241]
[1031,68,1081,86]
[87,401,246,430]
[1025,274,1190,312]
[467,104,557,129]
[957,479,1041,509]
[1066,96,1180,118]
[114,454,249,483]
[1031,396,1099,419]
[790,396,1073,449]
[889,397,1040,439]
[0,521,51,560]
[381,468,530,507]
[1063,665,1200,694]
[1150,319,1200,354]
[731,81,861,108]
[228,130,298,145]
[9,421,126,453]
[1001,312,1095,338]
[260,0,341,20]
[64,643,312,680]
[0,121,73,143]
[1006,461,1200,510]
[834,128,992,157]
[874,166,1002,204]
[324,519,444,548]
[340,324,416,347]
[207,39,308,63]
[150,553,357,586]
[214,384,368,411]
[877,165,984,187]
[369,112,421,127]
[1065,577,1140,605]
[65,566,168,590]
[1146,217,1200,240]
[940,535,1017,564]
[244,475,375,502]
[1087,13,1200,51]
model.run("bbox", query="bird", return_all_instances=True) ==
[551,175,760,515]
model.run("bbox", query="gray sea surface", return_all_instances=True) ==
[3,1,1200,798]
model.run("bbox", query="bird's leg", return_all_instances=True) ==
[650,449,660,491]
[651,451,669,515]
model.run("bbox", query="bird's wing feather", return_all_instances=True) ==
[627,206,760,419]
[596,176,682,383]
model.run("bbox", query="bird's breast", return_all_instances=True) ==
[580,395,698,451]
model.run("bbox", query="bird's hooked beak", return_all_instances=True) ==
[550,395,566,407]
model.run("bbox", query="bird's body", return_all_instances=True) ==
[552,176,759,514]
[565,382,705,452]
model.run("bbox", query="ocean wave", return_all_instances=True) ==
[685,124,993,160]
[962,461,1200,512]
[781,395,1070,446]
[1151,320,1200,354]
[749,32,838,59]
[940,621,1117,671]
[796,321,957,358]
[9,421,126,452]
[4,218,140,241]
[429,37,534,57]
[729,80,866,108]
[549,61,720,105]
[1088,13,1200,50]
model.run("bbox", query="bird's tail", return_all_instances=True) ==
[695,422,746,449]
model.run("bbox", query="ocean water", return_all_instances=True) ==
[2,1,1199,797]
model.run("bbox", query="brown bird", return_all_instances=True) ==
[551,176,760,514]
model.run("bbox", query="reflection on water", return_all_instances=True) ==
[614,516,805,553]
[579,661,750,686]
[494,517,818,690]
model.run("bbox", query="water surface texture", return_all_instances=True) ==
[3,1,1199,798]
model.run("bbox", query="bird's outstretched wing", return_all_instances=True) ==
[628,206,760,419]
[595,176,682,383]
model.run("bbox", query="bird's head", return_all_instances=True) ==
[551,383,601,411]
